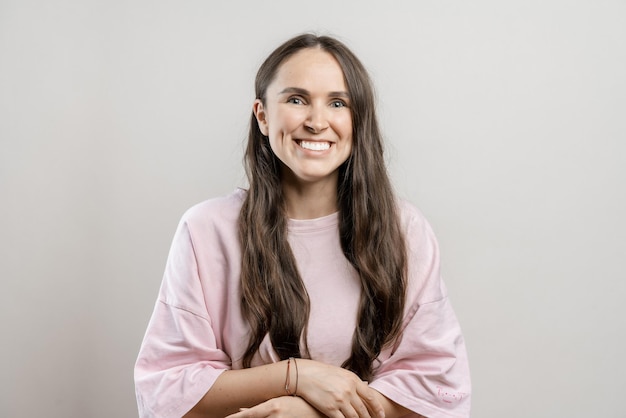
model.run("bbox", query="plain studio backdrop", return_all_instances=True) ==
[1,1,624,417]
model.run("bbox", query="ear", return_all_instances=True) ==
[253,99,269,136]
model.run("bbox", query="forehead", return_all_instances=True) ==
[270,48,347,92]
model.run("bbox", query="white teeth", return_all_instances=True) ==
[300,141,331,151]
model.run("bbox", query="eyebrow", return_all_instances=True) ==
[278,87,350,98]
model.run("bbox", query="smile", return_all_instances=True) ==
[298,140,331,151]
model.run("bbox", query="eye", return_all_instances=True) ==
[287,96,305,105]
[330,100,348,108]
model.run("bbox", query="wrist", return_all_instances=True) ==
[284,357,299,396]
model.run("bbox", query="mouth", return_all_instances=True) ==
[296,140,332,151]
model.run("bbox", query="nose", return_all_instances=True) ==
[304,104,329,133]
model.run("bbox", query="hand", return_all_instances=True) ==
[225,396,325,418]
[295,359,385,418]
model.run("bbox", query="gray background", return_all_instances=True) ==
[1,1,624,417]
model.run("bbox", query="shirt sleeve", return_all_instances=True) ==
[134,218,230,418]
[369,205,471,418]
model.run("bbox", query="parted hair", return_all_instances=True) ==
[239,34,407,380]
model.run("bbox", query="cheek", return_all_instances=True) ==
[339,116,352,135]
[269,109,303,135]
[344,138,354,159]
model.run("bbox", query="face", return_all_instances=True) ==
[253,48,353,187]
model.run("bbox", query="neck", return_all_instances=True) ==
[281,174,339,220]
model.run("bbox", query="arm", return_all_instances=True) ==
[215,380,415,418]
[183,361,289,418]
[184,359,385,418]
[224,396,326,418]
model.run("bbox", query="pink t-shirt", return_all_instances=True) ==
[134,189,471,417]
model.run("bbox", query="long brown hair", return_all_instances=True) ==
[239,34,407,380]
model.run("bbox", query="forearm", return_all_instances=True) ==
[184,358,388,418]
[370,389,415,418]
[184,360,290,418]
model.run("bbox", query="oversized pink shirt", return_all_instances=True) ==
[134,189,471,417]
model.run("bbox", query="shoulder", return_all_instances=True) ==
[395,198,439,259]
[180,188,246,229]
[172,189,247,246]
[396,198,447,304]
[396,198,433,237]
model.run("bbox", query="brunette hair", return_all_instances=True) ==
[239,34,407,380]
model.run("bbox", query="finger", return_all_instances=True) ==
[349,393,373,418]
[339,402,364,418]
[224,411,246,418]
[224,405,263,418]
[356,383,385,418]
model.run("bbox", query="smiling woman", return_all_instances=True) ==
[253,47,353,214]
[134,34,471,418]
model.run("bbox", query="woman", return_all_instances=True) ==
[135,34,471,418]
